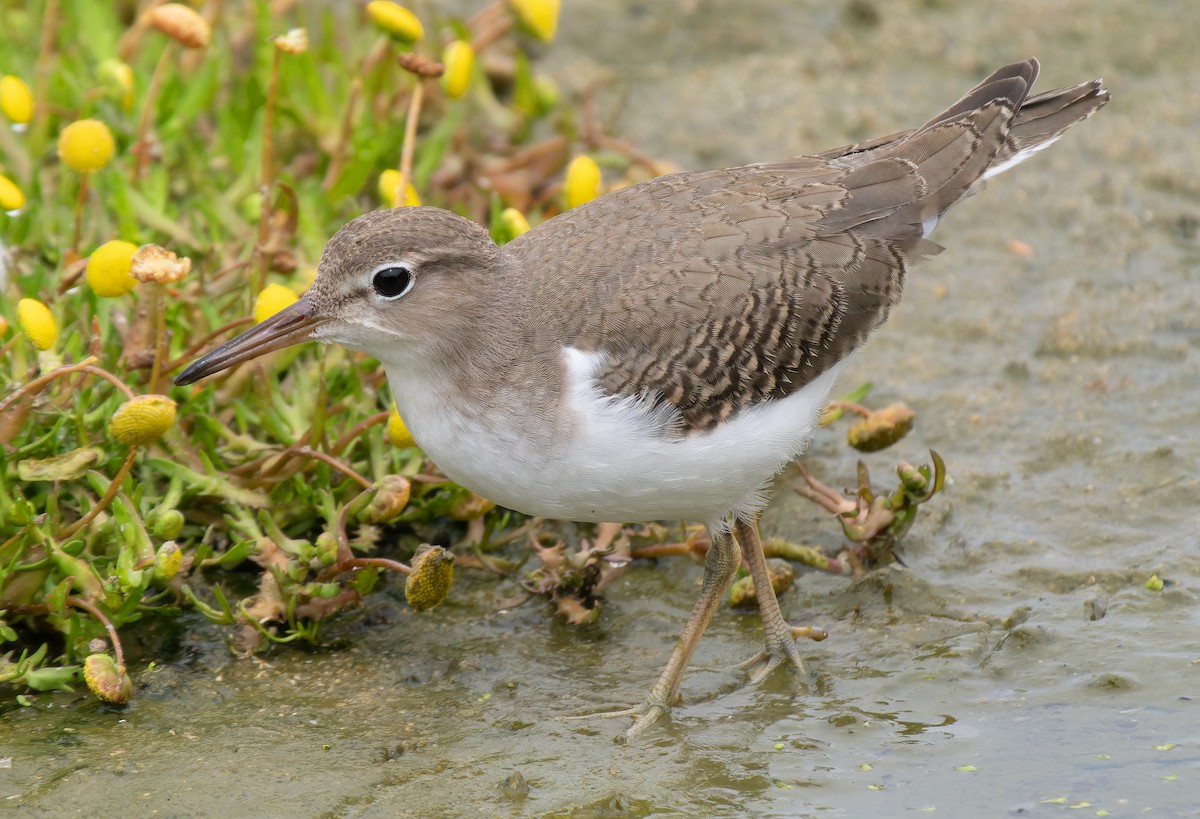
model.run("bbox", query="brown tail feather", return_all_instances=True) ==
[917,58,1039,131]
[991,78,1109,171]
[819,59,1109,172]
[815,60,1109,240]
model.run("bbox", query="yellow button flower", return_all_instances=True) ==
[497,207,531,243]
[405,544,454,611]
[501,207,531,235]
[253,283,299,323]
[386,404,416,448]
[99,60,135,111]
[441,40,474,100]
[565,155,601,209]
[361,475,412,524]
[83,654,133,705]
[17,298,57,350]
[109,395,177,446]
[86,240,139,297]
[154,541,184,581]
[0,75,34,125]
[378,169,420,207]
[511,0,560,42]
[533,76,560,112]
[846,402,916,453]
[448,491,495,521]
[0,173,24,211]
[57,119,116,173]
[366,1,424,41]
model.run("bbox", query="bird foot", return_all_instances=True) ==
[563,691,678,744]
[737,624,827,684]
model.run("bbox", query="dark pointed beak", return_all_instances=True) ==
[174,295,328,386]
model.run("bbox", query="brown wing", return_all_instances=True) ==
[514,158,936,433]
[510,60,1107,434]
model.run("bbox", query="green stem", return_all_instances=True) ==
[147,283,166,394]
[394,79,424,202]
[256,45,282,293]
[133,43,174,184]
[32,0,59,147]
[68,172,89,260]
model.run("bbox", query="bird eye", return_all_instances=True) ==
[372,265,414,300]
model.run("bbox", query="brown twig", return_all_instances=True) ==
[486,518,539,549]
[329,410,389,457]
[794,464,858,515]
[0,355,99,417]
[824,400,872,419]
[57,448,138,540]
[78,365,138,400]
[230,435,314,481]
[470,15,513,54]
[0,336,19,361]
[66,596,125,667]
[294,446,371,489]
[206,259,253,286]
[466,0,506,32]
[579,91,668,177]
[629,542,695,560]
[391,78,425,204]
[408,472,450,484]
[55,256,90,296]
[395,53,444,78]
[489,134,567,174]
[593,133,666,177]
[339,556,411,576]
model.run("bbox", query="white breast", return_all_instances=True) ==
[387,348,843,526]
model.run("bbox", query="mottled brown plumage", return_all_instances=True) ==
[510,58,1107,432]
[175,59,1109,742]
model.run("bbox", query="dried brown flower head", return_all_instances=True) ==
[147,3,211,49]
[131,244,191,284]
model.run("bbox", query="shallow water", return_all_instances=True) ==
[3,1,1199,816]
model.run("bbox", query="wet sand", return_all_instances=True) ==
[3,1,1197,815]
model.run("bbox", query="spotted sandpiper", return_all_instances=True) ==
[177,59,1108,741]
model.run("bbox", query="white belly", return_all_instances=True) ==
[387,348,843,525]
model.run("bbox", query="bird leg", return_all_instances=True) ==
[592,524,741,743]
[734,515,824,682]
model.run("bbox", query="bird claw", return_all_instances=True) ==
[617,701,672,744]
[737,624,827,684]
[568,621,829,739]
[563,694,676,744]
